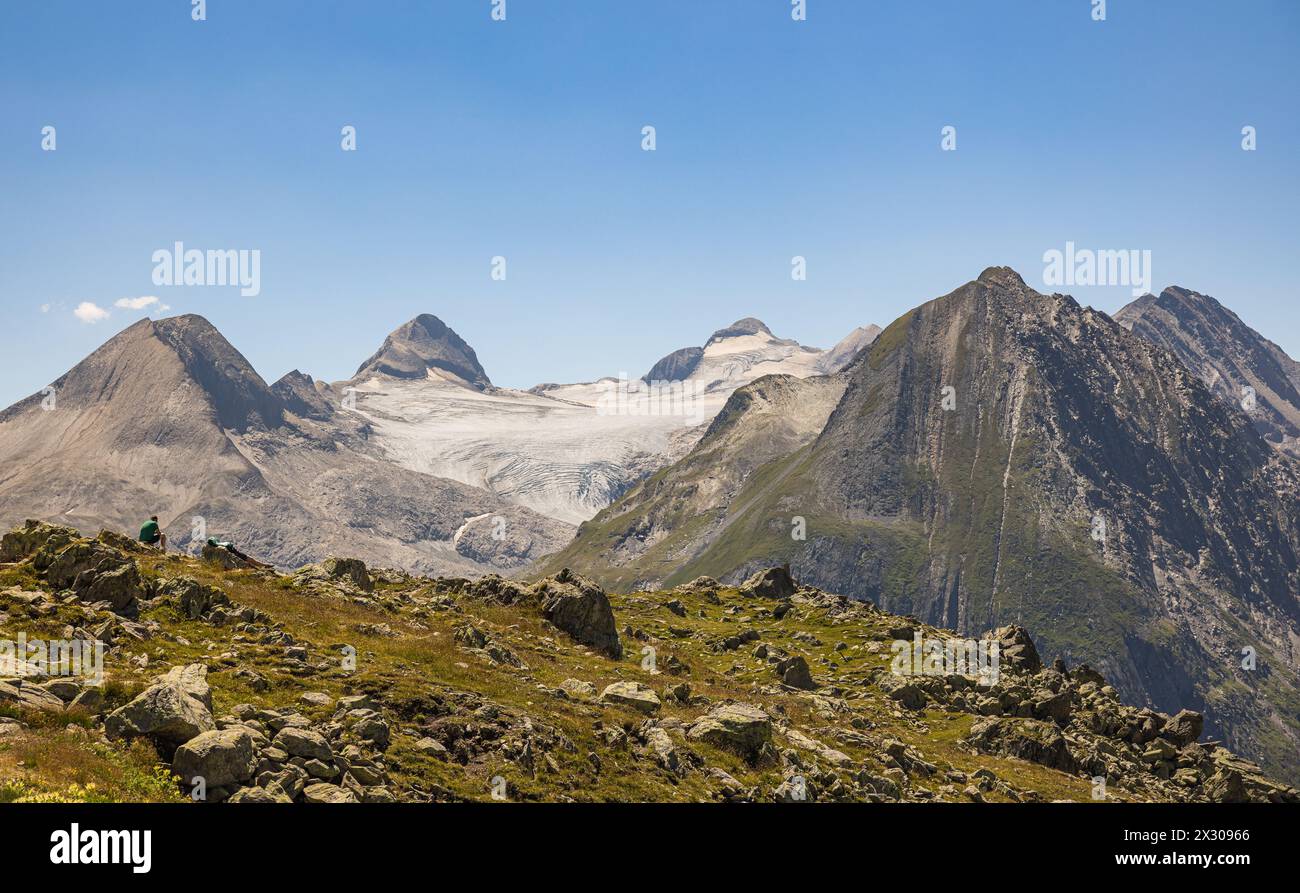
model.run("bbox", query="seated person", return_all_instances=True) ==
[139,516,167,551]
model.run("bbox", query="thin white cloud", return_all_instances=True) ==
[40,303,51,313]
[115,295,159,310]
[73,301,111,324]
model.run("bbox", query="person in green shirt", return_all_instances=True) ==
[139,515,167,551]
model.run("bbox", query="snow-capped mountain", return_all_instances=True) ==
[344,316,878,524]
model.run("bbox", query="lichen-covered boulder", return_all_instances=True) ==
[533,569,621,658]
[105,663,215,746]
[687,703,773,759]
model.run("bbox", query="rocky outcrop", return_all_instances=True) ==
[0,519,80,563]
[989,625,1042,674]
[106,663,215,746]
[686,703,773,761]
[967,718,1078,772]
[741,565,797,599]
[1117,286,1300,454]
[535,569,621,658]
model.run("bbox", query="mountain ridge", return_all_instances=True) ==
[543,267,1300,784]
[1116,286,1300,455]
[0,314,570,576]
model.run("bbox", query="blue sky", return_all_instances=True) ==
[1,0,1297,408]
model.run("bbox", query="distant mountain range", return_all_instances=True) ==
[543,269,1300,784]
[0,309,867,574]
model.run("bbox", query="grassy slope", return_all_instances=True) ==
[0,553,1106,804]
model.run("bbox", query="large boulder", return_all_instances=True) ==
[40,539,126,588]
[0,679,66,713]
[600,681,661,715]
[157,576,230,619]
[987,625,1042,674]
[172,727,258,788]
[534,569,621,658]
[740,565,797,599]
[321,557,373,592]
[687,703,773,759]
[73,560,143,614]
[775,655,816,690]
[274,727,334,762]
[34,538,143,614]
[105,663,215,745]
[1161,709,1204,746]
[0,520,80,563]
[965,717,1076,772]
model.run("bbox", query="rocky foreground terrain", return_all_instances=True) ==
[1,520,1292,804]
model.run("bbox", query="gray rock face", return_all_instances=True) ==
[1117,286,1300,455]
[642,346,703,384]
[106,663,214,745]
[815,324,882,375]
[352,314,491,389]
[173,727,258,788]
[535,569,622,658]
[271,370,335,421]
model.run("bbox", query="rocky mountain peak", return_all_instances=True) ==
[976,265,1028,288]
[1115,286,1300,452]
[0,313,282,433]
[705,317,774,346]
[353,314,491,389]
[149,314,284,431]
